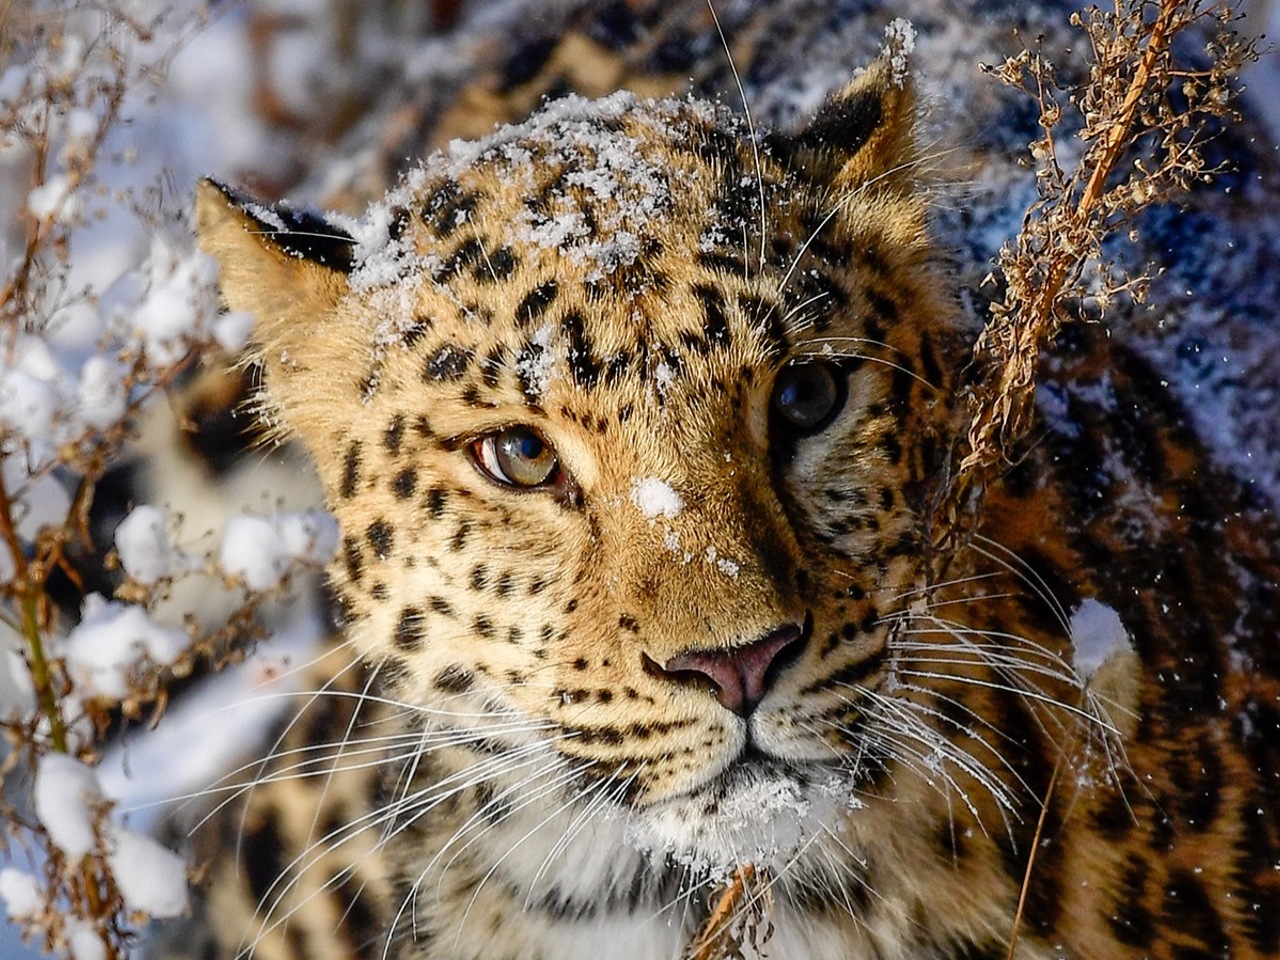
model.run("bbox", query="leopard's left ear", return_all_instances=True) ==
[790,23,918,192]
[196,178,366,444]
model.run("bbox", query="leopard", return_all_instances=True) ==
[161,1,1280,959]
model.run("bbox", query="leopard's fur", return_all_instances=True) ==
[172,1,1280,959]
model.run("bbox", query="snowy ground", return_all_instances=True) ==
[2,0,1280,956]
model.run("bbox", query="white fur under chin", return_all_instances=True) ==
[626,763,861,880]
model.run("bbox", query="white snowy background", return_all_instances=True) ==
[1,0,1279,956]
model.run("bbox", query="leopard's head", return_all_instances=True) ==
[197,50,1020,879]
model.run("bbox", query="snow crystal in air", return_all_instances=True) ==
[631,478,684,519]
[34,753,101,859]
[105,822,188,917]
[0,868,41,919]
[1069,599,1132,681]
[882,19,917,88]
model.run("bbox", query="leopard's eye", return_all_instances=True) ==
[772,362,843,432]
[473,426,560,488]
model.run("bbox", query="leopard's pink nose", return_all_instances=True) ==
[658,624,806,717]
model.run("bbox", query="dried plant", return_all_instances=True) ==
[682,864,774,960]
[0,4,336,958]
[930,0,1259,570]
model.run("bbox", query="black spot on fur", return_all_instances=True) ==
[435,236,487,283]
[424,343,473,382]
[424,182,482,239]
[477,245,518,282]
[425,487,447,519]
[394,606,426,651]
[516,281,559,328]
[401,318,431,347]
[242,809,287,908]
[383,415,405,455]
[434,664,474,693]
[449,520,471,552]
[696,249,746,275]
[341,442,362,499]
[564,310,601,388]
[481,345,507,388]
[693,284,730,348]
[502,35,558,90]
[341,536,363,583]
[392,467,417,500]
[366,519,393,559]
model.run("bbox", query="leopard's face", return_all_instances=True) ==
[199,69,1008,875]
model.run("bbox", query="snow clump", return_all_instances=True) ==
[34,753,102,859]
[631,478,684,519]
[105,822,189,918]
[0,868,42,919]
[218,510,340,591]
[62,596,188,700]
[113,505,177,585]
[1069,599,1132,681]
[881,19,917,88]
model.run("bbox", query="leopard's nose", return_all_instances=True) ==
[655,624,806,717]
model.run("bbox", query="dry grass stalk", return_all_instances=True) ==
[682,864,774,960]
[929,0,1258,571]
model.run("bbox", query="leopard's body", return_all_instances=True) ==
[169,1,1280,959]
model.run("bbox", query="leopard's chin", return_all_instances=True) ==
[626,750,860,878]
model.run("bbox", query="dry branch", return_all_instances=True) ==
[929,0,1258,572]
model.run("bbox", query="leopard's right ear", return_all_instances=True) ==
[196,179,363,431]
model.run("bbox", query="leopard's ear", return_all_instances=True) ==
[790,25,918,192]
[195,177,356,348]
[195,179,364,436]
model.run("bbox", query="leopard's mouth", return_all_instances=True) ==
[628,744,853,874]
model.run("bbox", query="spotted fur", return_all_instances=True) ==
[177,7,1280,960]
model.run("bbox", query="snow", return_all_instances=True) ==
[705,546,741,579]
[881,19,917,88]
[212,309,255,353]
[0,869,41,920]
[1069,599,1132,682]
[75,356,127,430]
[114,505,176,585]
[34,754,101,859]
[514,322,558,398]
[104,823,188,918]
[64,920,105,960]
[631,478,684,519]
[26,175,78,221]
[125,235,223,367]
[218,510,340,590]
[61,596,188,700]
